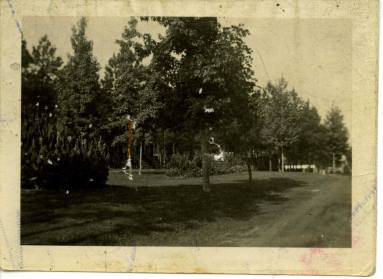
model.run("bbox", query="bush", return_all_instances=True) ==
[22,136,109,190]
[21,107,109,190]
[165,167,181,177]
[165,153,201,177]
[165,153,246,178]
[210,161,247,175]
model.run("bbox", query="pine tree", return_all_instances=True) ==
[324,106,349,171]
[57,17,103,136]
[22,36,63,114]
[21,36,63,155]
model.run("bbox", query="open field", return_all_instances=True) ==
[21,171,351,247]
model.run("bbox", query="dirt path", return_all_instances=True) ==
[215,174,351,247]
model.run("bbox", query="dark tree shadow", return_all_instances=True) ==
[21,177,305,245]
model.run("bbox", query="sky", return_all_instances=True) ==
[22,17,352,132]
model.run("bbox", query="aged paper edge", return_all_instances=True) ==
[0,0,378,275]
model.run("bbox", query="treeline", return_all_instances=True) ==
[222,79,351,181]
[21,17,350,191]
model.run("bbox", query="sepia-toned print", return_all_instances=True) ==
[20,16,352,247]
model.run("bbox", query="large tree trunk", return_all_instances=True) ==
[252,150,257,170]
[246,156,252,183]
[269,156,272,171]
[162,130,166,167]
[139,142,143,175]
[157,143,162,166]
[281,146,285,173]
[332,152,336,173]
[201,128,210,192]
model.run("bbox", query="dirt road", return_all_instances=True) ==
[222,173,351,247]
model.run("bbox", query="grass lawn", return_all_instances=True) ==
[21,170,351,247]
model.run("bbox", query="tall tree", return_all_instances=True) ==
[150,17,255,191]
[21,36,63,151]
[102,18,160,167]
[323,106,349,171]
[261,78,304,172]
[22,36,63,113]
[216,89,265,182]
[21,37,64,188]
[57,17,104,136]
[286,100,322,166]
[311,123,331,170]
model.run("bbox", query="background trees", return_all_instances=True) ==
[21,17,352,190]
[101,18,160,167]
[286,101,322,166]
[21,18,109,189]
[215,89,265,182]
[323,106,349,171]
[260,79,304,172]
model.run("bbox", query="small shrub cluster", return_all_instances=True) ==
[165,153,247,178]
[165,153,202,177]
[210,161,247,175]
[21,106,109,190]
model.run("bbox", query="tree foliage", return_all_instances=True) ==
[21,19,110,189]
[261,78,303,152]
[101,18,163,166]
[57,17,105,136]
[286,100,322,164]
[323,106,349,165]
[147,17,255,188]
[22,36,63,115]
[21,17,352,190]
[149,17,254,133]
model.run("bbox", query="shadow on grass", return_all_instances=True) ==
[21,177,305,245]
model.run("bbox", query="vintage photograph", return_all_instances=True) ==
[0,0,378,274]
[20,16,352,247]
